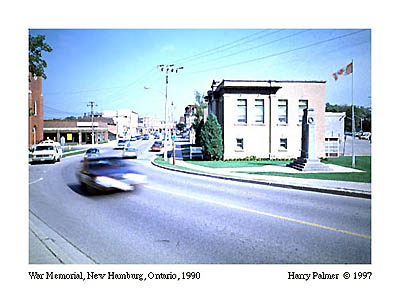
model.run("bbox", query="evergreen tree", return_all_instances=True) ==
[199,113,223,160]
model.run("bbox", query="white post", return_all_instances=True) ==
[351,59,355,168]
[164,71,169,161]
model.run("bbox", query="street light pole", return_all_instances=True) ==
[87,101,97,145]
[158,64,184,161]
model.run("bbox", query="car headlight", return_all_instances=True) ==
[95,176,134,191]
[95,176,116,187]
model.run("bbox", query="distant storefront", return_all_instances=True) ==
[43,118,111,145]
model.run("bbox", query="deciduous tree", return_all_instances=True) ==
[29,34,52,79]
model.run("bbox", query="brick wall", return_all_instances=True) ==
[28,73,44,146]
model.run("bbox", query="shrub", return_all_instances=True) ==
[199,113,223,160]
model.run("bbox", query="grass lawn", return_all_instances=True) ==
[154,156,204,173]
[186,159,293,168]
[182,156,371,183]
[234,156,371,183]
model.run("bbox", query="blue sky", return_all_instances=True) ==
[29,29,371,120]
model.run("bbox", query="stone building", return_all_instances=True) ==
[205,79,326,159]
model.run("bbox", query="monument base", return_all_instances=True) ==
[287,157,332,172]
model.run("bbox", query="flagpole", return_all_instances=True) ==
[351,59,355,168]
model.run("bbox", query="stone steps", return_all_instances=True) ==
[287,158,332,172]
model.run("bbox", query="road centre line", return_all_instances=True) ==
[144,185,371,240]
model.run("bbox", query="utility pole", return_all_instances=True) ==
[158,64,183,161]
[87,101,97,145]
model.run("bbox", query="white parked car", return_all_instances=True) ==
[122,144,138,159]
[115,139,129,150]
[31,141,62,163]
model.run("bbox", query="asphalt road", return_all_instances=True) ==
[29,138,371,264]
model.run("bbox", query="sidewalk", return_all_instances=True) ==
[29,211,96,264]
[155,138,371,199]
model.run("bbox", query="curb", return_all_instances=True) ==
[29,211,97,264]
[151,160,371,199]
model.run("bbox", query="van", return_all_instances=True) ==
[32,141,63,163]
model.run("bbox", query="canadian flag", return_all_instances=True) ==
[333,61,353,80]
[346,62,353,75]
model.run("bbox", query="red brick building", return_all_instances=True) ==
[29,73,44,147]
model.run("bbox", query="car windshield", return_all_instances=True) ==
[36,145,54,151]
[126,148,136,151]
[88,158,133,170]
[86,149,99,153]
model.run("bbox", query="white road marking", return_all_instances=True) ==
[29,177,43,185]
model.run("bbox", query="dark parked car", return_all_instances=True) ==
[84,147,100,158]
[77,156,147,194]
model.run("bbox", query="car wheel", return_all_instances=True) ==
[81,182,96,195]
[80,182,88,193]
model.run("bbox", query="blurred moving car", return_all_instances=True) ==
[31,141,62,163]
[84,147,100,158]
[135,135,142,140]
[77,156,147,194]
[122,144,138,158]
[151,141,162,152]
[115,139,128,149]
[142,134,149,140]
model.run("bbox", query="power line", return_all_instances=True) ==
[172,29,270,64]
[181,29,286,66]
[97,66,158,106]
[189,29,309,68]
[44,85,130,96]
[43,105,82,116]
[188,29,368,74]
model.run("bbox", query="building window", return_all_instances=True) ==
[237,99,247,123]
[280,138,288,150]
[255,99,264,123]
[299,99,308,123]
[236,138,244,150]
[278,99,288,124]
[34,101,37,116]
